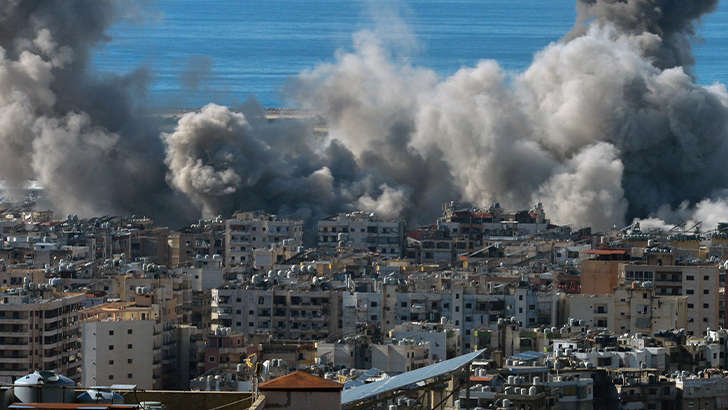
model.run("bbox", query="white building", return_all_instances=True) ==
[371,339,431,374]
[82,320,158,389]
[178,254,224,291]
[390,322,461,362]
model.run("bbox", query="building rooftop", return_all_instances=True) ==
[259,371,343,391]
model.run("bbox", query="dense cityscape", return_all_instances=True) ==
[3,0,728,409]
[1,195,728,409]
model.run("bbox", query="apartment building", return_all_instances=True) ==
[211,288,342,341]
[177,254,224,292]
[371,339,431,374]
[620,262,719,336]
[0,289,84,383]
[569,285,687,335]
[225,211,303,268]
[317,212,405,256]
[80,296,181,390]
[579,249,630,295]
[199,328,258,374]
[82,319,158,389]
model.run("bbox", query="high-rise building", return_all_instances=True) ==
[0,289,84,383]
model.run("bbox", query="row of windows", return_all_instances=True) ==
[108,329,133,336]
[108,359,133,365]
[108,344,134,350]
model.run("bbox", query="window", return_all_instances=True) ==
[704,289,710,294]
[109,375,114,380]
[127,373,133,379]
[455,306,460,312]
[456,294,460,299]
[686,289,694,295]
[704,303,710,309]
[371,301,377,307]
[127,344,132,349]
[127,329,132,335]
[109,330,114,336]
[109,360,114,365]
[688,303,694,308]
[519,308,523,313]
[687,275,694,281]
[209,356,215,362]
[704,275,710,281]
[401,302,407,308]
[128,359,133,364]
[519,295,523,301]
[109,345,114,351]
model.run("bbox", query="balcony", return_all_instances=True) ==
[0,355,28,363]
[0,329,29,337]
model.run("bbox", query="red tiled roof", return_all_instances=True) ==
[581,249,627,255]
[259,371,343,391]
[470,376,494,382]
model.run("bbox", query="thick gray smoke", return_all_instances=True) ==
[0,1,195,223]
[166,0,728,232]
[2,0,727,238]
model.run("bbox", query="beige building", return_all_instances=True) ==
[620,262,719,336]
[579,249,629,295]
[225,211,303,268]
[0,289,84,383]
[569,285,687,335]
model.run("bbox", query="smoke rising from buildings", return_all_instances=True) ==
[1,0,727,235]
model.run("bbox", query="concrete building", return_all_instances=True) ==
[579,249,629,295]
[81,319,158,389]
[318,211,405,257]
[178,254,225,291]
[389,322,461,362]
[199,327,258,374]
[569,285,687,335]
[620,262,719,336]
[225,211,303,268]
[371,339,431,374]
[211,288,342,341]
[0,289,84,383]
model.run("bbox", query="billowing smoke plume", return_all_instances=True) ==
[2,0,728,236]
[0,1,195,222]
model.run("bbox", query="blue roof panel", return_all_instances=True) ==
[341,349,486,406]
[510,351,546,361]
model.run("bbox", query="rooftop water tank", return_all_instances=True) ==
[14,371,76,404]
[76,387,124,404]
[139,402,168,410]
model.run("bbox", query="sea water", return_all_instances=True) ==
[91,0,728,108]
